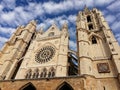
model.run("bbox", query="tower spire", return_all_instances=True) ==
[84,5,89,12]
[62,21,68,29]
[38,27,44,34]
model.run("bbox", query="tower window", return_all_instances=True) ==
[48,32,54,37]
[88,24,93,30]
[92,36,97,44]
[87,15,92,22]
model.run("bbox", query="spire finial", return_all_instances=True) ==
[84,5,89,12]
[38,27,44,34]
[62,21,68,29]
[29,20,37,26]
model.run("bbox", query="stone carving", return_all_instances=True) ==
[35,46,55,63]
[97,63,110,73]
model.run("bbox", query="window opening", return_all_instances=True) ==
[88,24,93,30]
[92,36,97,44]
[87,15,92,22]
[48,32,54,37]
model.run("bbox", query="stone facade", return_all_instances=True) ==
[0,7,120,90]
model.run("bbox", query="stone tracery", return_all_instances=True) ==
[35,46,55,63]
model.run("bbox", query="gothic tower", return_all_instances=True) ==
[76,7,120,88]
[0,20,36,80]
[15,23,69,79]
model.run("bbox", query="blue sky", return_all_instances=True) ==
[0,0,120,51]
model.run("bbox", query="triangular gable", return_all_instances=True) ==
[41,24,61,37]
[88,32,103,40]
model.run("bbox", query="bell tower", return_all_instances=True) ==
[76,6,120,79]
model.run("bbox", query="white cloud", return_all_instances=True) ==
[0,26,15,35]
[111,21,120,32]
[0,0,115,28]
[0,36,8,43]
[1,12,15,23]
[37,23,46,30]
[69,40,76,51]
[43,1,74,14]
[0,5,3,11]
[69,27,76,38]
[0,36,8,50]
[37,14,76,31]
[107,0,120,12]
[68,15,76,23]
[95,0,114,6]
[105,14,116,24]
[0,26,15,49]
[115,34,120,44]
[1,0,16,9]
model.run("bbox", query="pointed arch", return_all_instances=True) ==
[88,32,102,41]
[33,68,39,79]
[56,82,74,90]
[25,69,32,79]
[19,82,36,90]
[91,36,97,44]
[40,68,47,78]
[48,67,55,78]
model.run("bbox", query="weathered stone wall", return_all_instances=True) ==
[0,76,119,90]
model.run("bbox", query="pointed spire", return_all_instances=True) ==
[29,20,37,26]
[62,21,68,29]
[61,22,69,37]
[84,5,89,12]
[38,27,44,34]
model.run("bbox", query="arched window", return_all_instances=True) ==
[33,68,39,79]
[92,36,97,44]
[25,69,32,79]
[48,32,54,37]
[88,24,93,30]
[19,82,36,90]
[48,72,52,78]
[48,67,55,78]
[40,72,43,77]
[57,82,73,90]
[52,72,55,77]
[87,15,92,22]
[40,68,47,78]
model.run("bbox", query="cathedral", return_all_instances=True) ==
[0,7,120,90]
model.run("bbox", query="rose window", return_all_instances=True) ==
[35,46,55,63]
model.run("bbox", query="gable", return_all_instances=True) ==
[39,24,61,39]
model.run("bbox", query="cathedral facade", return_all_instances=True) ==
[0,7,120,90]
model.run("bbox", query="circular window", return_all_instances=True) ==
[35,46,55,63]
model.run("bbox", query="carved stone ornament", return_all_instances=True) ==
[35,46,55,63]
[97,63,110,73]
